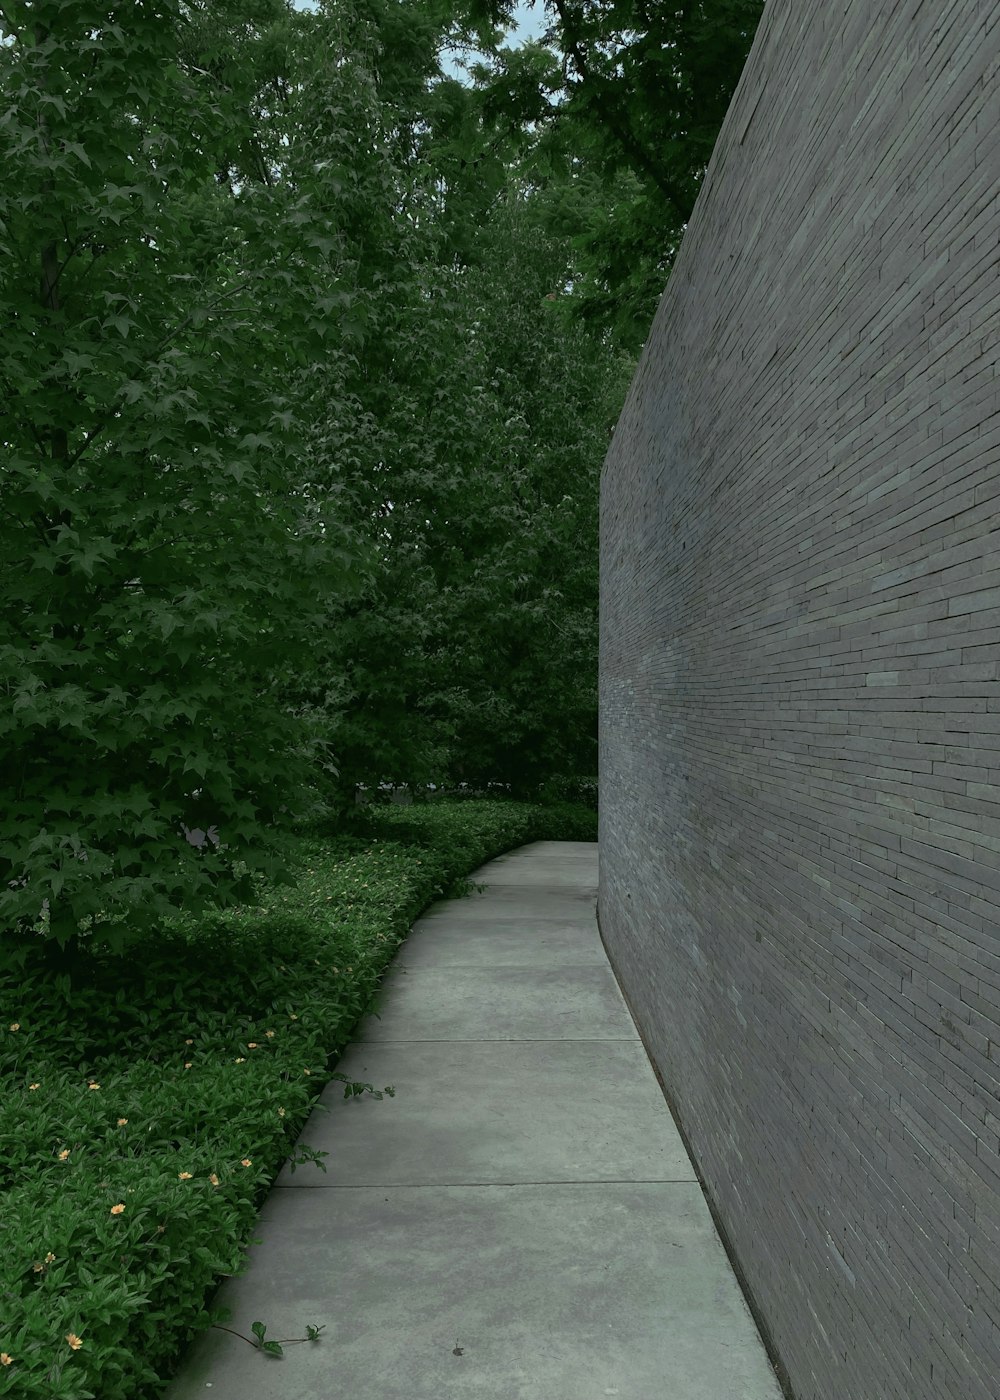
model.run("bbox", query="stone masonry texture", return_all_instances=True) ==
[598,3,1000,1398]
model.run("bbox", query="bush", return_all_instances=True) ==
[533,775,599,811]
[0,799,595,1398]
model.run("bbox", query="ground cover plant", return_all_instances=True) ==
[0,798,596,1400]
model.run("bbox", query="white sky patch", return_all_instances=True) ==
[289,1,551,82]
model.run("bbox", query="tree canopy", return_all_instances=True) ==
[0,0,762,950]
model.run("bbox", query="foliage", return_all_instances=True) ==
[296,9,634,804]
[0,0,373,949]
[454,0,767,349]
[0,799,596,1398]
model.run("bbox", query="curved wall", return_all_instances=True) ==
[599,3,1000,1397]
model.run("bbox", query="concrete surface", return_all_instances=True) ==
[164,842,784,1400]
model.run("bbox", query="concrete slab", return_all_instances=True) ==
[514,841,599,856]
[163,840,784,1400]
[166,1183,782,1400]
[473,848,598,864]
[397,917,607,968]
[276,1038,698,1186]
[418,886,597,922]
[471,865,599,888]
[356,964,638,1041]
[469,850,597,873]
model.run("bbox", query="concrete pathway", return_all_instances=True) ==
[166,842,783,1400]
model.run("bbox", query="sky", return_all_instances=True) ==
[292,1,551,78]
[507,2,549,45]
[441,2,549,80]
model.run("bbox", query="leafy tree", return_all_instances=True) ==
[0,0,368,949]
[306,58,632,800]
[453,0,766,348]
[1,0,658,945]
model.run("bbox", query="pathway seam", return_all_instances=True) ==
[165,841,785,1400]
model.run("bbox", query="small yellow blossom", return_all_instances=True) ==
[209,1173,220,1187]
[264,1030,275,1038]
[0,1352,11,1364]
[184,1039,194,1045]
[9,1023,19,1032]
[303,1068,311,1075]
[234,1057,245,1064]
[45,1253,56,1263]
[178,1172,193,1181]
[87,1083,100,1091]
[28,1083,40,1090]
[57,1149,70,1161]
[66,1334,83,1351]
[117,1118,128,1126]
[247,1042,258,1049]
[277,1107,286,1118]
[240,1158,252,1167]
[156,1224,166,1233]
[184,1062,192,1069]
[33,1261,44,1273]
[110,1203,125,1216]
[288,1014,298,1021]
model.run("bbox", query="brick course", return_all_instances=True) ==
[598,2,1000,1397]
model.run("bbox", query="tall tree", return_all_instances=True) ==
[0,0,369,949]
[295,4,634,802]
[453,0,766,348]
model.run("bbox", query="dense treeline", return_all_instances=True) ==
[0,0,763,950]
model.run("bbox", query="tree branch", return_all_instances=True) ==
[550,0,687,220]
[64,277,253,472]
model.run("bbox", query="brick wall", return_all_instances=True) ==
[598,3,1000,1397]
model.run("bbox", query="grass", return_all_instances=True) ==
[0,797,597,1400]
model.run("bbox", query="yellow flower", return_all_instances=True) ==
[264,1030,275,1038]
[184,1039,194,1045]
[87,1083,100,1091]
[277,1107,286,1118]
[28,1083,40,1090]
[183,1062,192,1069]
[209,1173,220,1187]
[117,1118,128,1126]
[288,1014,298,1021]
[240,1158,252,1167]
[110,1203,125,1216]
[178,1172,193,1181]
[45,1253,56,1263]
[66,1334,83,1351]
[57,1149,70,1161]
[234,1057,245,1064]
[0,1352,12,1365]
[247,1042,258,1049]
[303,1068,311,1075]
[9,1023,19,1032]
[33,1261,44,1273]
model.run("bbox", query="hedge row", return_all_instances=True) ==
[0,799,597,1399]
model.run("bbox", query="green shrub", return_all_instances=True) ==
[0,799,595,1398]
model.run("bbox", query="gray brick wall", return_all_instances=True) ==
[598,3,1000,1398]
